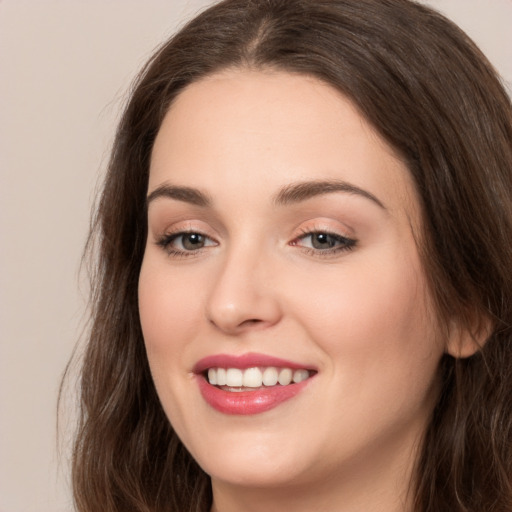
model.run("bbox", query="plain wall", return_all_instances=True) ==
[0,1,511,511]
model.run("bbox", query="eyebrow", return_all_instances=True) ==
[274,179,386,209]
[146,179,385,210]
[147,184,211,207]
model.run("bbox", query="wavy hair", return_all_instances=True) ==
[70,1,512,510]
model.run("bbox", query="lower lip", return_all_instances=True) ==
[196,376,312,415]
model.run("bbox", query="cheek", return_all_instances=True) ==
[292,249,441,388]
[291,252,442,450]
[139,259,202,350]
[138,256,206,430]
[138,255,208,411]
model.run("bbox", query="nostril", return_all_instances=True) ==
[242,318,262,326]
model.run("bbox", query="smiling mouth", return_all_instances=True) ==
[206,366,315,391]
[194,353,317,413]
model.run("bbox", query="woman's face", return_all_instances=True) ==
[139,70,444,495]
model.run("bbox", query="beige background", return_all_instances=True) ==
[1,1,511,511]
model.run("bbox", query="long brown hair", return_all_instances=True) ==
[70,1,512,510]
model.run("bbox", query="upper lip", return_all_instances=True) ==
[193,352,316,374]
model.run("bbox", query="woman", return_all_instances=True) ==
[71,0,512,510]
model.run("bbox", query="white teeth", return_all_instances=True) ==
[243,367,263,388]
[262,367,279,386]
[293,369,309,383]
[207,366,311,388]
[226,368,243,387]
[217,368,226,386]
[278,368,293,385]
[207,368,217,385]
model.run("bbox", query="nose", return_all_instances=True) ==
[205,245,282,335]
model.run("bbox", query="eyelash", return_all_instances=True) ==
[291,229,357,257]
[156,230,217,258]
[156,229,357,258]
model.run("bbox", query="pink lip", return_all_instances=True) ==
[193,352,316,415]
[193,352,315,373]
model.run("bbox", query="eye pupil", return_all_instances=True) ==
[183,233,205,250]
[312,233,336,249]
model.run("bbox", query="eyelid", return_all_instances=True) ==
[292,218,354,241]
[152,218,218,241]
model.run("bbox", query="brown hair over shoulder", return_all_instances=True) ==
[70,1,512,510]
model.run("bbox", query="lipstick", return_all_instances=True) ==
[194,352,316,415]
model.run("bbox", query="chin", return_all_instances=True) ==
[183,427,317,488]
[202,454,310,489]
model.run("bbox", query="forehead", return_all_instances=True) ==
[149,69,420,222]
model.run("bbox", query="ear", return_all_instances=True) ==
[445,312,493,359]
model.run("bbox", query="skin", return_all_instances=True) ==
[139,69,451,512]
